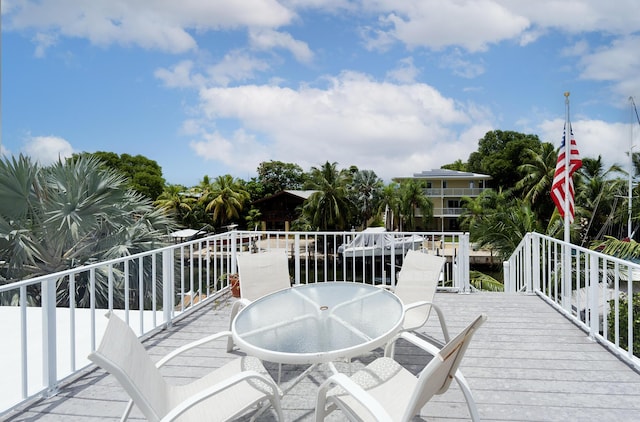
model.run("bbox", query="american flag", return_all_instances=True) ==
[551,123,582,222]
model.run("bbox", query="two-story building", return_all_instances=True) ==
[394,169,492,231]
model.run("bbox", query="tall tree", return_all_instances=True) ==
[201,175,250,228]
[467,130,542,190]
[257,161,307,197]
[73,151,166,200]
[398,180,433,231]
[515,142,558,225]
[349,169,383,228]
[302,162,352,230]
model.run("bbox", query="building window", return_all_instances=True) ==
[426,182,432,188]
[479,180,484,188]
[442,181,447,188]
[469,181,475,189]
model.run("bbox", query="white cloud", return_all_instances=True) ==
[5,0,295,53]
[537,118,638,172]
[386,57,420,83]
[22,136,74,165]
[189,71,492,180]
[249,29,314,63]
[364,0,530,52]
[189,129,269,174]
[578,35,640,99]
[207,51,271,86]
[155,60,205,88]
[440,49,485,79]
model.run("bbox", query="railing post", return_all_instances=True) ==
[41,277,58,396]
[162,249,174,327]
[503,261,512,292]
[459,233,471,293]
[532,234,541,292]
[588,254,599,338]
[524,233,533,293]
[294,233,301,284]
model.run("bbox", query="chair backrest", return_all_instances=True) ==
[236,250,291,301]
[405,313,487,420]
[88,313,168,422]
[395,250,446,327]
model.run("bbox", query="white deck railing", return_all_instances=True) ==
[504,232,640,371]
[0,229,469,415]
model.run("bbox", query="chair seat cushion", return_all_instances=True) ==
[170,356,281,422]
[327,357,417,421]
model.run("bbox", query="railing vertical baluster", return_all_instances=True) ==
[41,277,57,396]
[152,253,157,327]
[294,233,301,284]
[69,273,76,371]
[20,285,28,400]
[163,249,174,327]
[139,256,144,334]
[589,254,599,337]
[90,268,96,351]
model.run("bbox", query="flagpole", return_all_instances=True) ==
[563,92,571,243]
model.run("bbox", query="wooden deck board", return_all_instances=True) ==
[3,291,640,421]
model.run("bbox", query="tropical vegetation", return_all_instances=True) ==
[0,154,176,306]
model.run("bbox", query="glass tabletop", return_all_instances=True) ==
[232,282,404,364]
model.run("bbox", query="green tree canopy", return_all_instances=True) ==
[302,161,352,230]
[257,160,307,197]
[73,151,166,200]
[0,154,176,306]
[467,130,543,190]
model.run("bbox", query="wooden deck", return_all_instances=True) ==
[4,291,640,421]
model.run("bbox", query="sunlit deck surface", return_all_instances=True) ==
[5,291,640,422]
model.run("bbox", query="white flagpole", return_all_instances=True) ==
[563,92,571,243]
[562,92,571,311]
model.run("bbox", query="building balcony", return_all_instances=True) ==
[424,187,489,197]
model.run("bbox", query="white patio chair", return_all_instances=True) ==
[315,313,487,422]
[88,312,284,422]
[393,249,450,341]
[227,250,292,352]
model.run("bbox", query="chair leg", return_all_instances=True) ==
[454,370,481,422]
[119,399,134,422]
[226,301,243,352]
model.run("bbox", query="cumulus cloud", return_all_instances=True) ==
[22,136,74,165]
[189,129,270,174]
[363,0,530,52]
[386,57,420,83]
[249,29,314,63]
[4,0,295,53]
[188,71,492,180]
[537,118,637,171]
[577,35,640,99]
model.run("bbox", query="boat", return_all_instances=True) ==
[337,227,425,258]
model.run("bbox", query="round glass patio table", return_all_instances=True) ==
[231,282,404,365]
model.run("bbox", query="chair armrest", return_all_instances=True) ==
[156,331,233,368]
[403,301,450,343]
[161,370,281,422]
[316,373,393,422]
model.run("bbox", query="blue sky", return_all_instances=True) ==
[2,0,640,186]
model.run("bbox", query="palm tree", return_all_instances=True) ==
[0,154,177,307]
[349,169,383,228]
[155,184,196,226]
[378,182,401,231]
[576,156,624,242]
[516,142,557,222]
[201,175,250,228]
[398,180,432,231]
[302,162,352,230]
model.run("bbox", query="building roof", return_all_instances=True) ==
[252,189,318,204]
[403,169,492,180]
